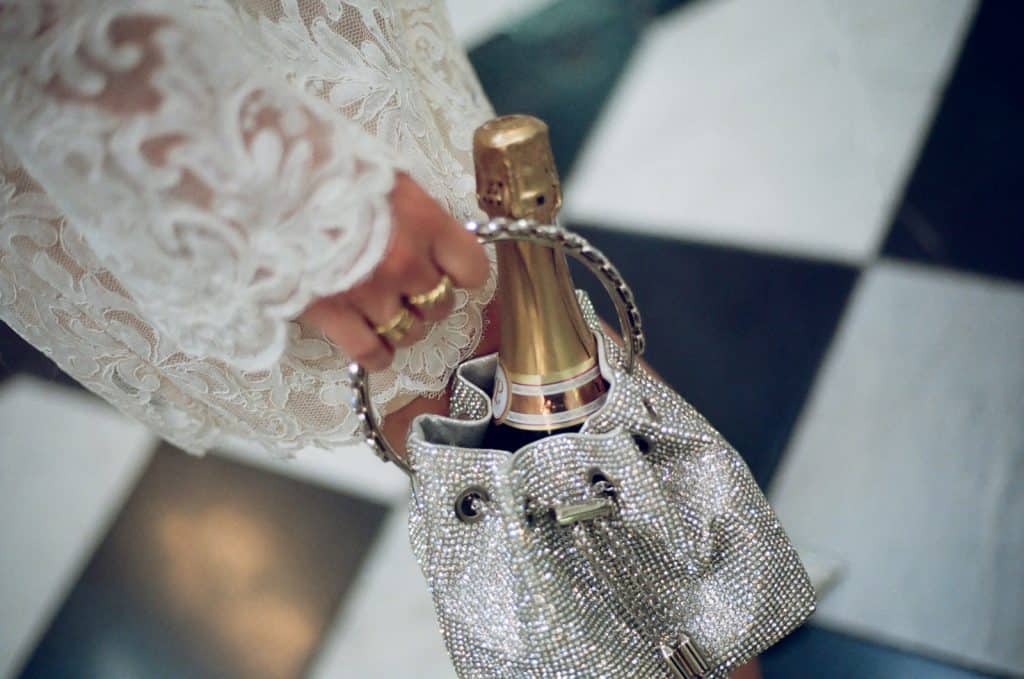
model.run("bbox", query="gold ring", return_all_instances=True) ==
[374,307,416,345]
[406,275,453,313]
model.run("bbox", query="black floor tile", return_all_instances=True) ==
[569,225,858,488]
[762,625,1006,679]
[642,0,698,17]
[19,444,388,679]
[882,1,1024,284]
[0,322,81,391]
[470,0,649,180]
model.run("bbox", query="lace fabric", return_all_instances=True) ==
[0,0,497,455]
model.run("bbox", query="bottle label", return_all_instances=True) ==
[492,363,511,422]
[503,392,607,429]
[493,361,607,430]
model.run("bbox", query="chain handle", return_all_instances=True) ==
[349,218,646,475]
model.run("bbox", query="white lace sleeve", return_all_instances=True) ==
[0,0,399,370]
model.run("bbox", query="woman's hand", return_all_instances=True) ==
[300,173,490,370]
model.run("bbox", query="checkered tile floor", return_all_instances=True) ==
[2,1,1022,677]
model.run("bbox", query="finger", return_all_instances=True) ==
[370,229,427,290]
[301,297,394,371]
[431,218,491,290]
[404,262,455,323]
[388,173,490,290]
[345,281,427,349]
[371,233,454,321]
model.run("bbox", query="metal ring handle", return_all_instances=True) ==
[469,218,646,365]
[349,218,646,475]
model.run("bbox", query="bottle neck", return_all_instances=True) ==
[491,239,607,431]
[495,240,594,378]
[471,113,607,432]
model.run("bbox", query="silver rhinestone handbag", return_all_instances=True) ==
[350,220,815,678]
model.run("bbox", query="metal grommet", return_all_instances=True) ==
[454,486,490,524]
[587,468,617,499]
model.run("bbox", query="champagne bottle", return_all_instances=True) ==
[473,115,608,451]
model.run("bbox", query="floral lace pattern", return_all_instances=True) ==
[0,0,496,455]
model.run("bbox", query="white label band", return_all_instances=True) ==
[508,364,602,397]
[502,392,608,428]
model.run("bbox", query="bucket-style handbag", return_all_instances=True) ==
[349,218,815,678]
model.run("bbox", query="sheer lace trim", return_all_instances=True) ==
[0,0,497,454]
[0,0,402,369]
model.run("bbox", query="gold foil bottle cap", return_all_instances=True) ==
[474,114,562,224]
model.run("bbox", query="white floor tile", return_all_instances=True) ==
[309,504,456,679]
[0,378,156,677]
[565,0,977,263]
[769,263,1024,675]
[444,0,557,47]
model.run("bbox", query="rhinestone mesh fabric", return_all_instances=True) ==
[405,293,815,678]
